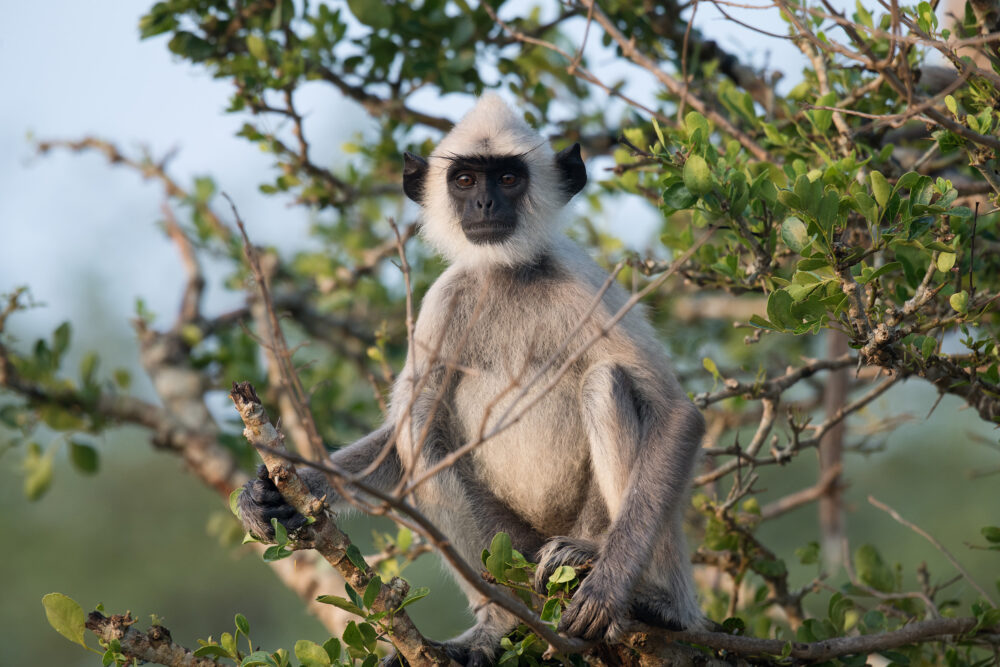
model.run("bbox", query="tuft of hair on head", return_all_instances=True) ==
[419,94,575,269]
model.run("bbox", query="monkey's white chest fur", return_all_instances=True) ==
[394,257,610,534]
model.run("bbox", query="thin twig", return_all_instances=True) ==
[868,495,996,605]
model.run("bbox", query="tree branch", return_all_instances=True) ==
[86,612,217,667]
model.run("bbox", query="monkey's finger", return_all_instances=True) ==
[246,478,284,505]
[259,502,302,524]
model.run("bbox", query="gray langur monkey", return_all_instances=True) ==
[238,94,706,665]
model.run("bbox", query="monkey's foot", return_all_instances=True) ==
[558,574,629,641]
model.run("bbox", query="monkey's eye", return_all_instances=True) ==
[455,173,475,188]
[499,173,518,186]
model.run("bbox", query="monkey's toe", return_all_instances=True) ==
[558,572,631,641]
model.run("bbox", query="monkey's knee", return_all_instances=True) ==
[533,536,598,593]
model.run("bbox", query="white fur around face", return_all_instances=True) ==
[420,94,569,268]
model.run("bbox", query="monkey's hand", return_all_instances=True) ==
[236,464,311,541]
[558,571,629,641]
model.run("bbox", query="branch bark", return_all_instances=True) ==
[228,381,454,667]
[86,612,217,667]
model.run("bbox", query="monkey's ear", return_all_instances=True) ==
[403,152,429,203]
[555,143,587,199]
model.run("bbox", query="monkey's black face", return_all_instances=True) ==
[445,156,529,245]
[402,143,587,247]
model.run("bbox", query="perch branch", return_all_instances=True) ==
[228,382,454,667]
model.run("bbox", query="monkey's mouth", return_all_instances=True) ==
[462,221,516,245]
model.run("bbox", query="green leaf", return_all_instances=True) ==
[345,584,365,610]
[346,0,393,29]
[294,640,332,667]
[342,621,365,652]
[24,443,54,501]
[69,439,99,475]
[396,587,430,611]
[486,532,513,581]
[363,576,382,609]
[315,595,365,617]
[817,191,839,234]
[52,321,71,358]
[748,314,781,331]
[345,543,368,570]
[809,92,837,132]
[548,566,577,585]
[950,290,969,313]
[113,369,131,389]
[857,262,902,284]
[540,598,562,623]
[894,171,921,193]
[396,527,413,553]
[262,545,292,561]
[322,638,341,661]
[271,518,288,545]
[42,593,88,648]
[684,111,710,140]
[662,183,697,210]
[651,117,667,150]
[194,645,234,658]
[358,622,378,651]
[246,35,269,61]
[854,192,879,223]
[230,488,243,518]
[235,613,250,636]
[854,544,896,592]
[981,526,1000,543]
[936,252,957,272]
[702,357,722,382]
[795,541,820,565]
[781,217,810,253]
[920,336,937,358]
[240,650,277,666]
[862,609,886,633]
[777,189,802,209]
[766,289,796,330]
[945,95,957,115]
[683,155,713,195]
[870,171,891,208]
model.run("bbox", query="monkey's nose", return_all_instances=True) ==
[477,199,494,210]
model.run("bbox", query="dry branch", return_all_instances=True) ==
[228,381,454,667]
[86,612,217,667]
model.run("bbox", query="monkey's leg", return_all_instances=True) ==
[237,423,400,539]
[560,363,704,640]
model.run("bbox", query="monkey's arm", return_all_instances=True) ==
[237,423,401,540]
[561,363,704,639]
